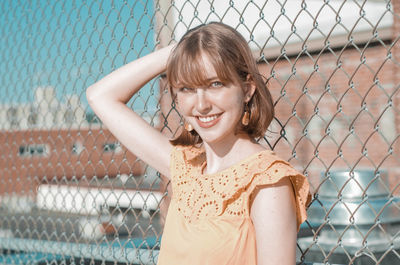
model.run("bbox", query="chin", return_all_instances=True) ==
[197,132,231,145]
[194,121,239,144]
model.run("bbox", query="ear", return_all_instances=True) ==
[244,74,256,103]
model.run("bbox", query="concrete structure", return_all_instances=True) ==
[0,87,150,208]
[0,87,88,131]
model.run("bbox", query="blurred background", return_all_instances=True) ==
[0,0,399,264]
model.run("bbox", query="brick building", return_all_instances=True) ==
[259,42,399,191]
[0,87,149,205]
[157,1,399,195]
[0,128,145,196]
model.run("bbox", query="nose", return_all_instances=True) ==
[195,89,212,114]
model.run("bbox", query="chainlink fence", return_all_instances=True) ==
[0,0,399,264]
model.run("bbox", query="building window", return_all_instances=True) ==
[18,144,49,157]
[7,107,18,127]
[103,142,122,153]
[72,142,83,155]
[28,106,38,126]
[85,112,101,124]
[64,109,75,124]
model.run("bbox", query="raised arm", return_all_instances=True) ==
[86,45,175,178]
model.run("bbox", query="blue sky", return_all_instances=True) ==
[0,0,156,112]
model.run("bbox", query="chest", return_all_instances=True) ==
[171,173,253,222]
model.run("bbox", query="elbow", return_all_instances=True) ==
[86,85,99,106]
[86,84,125,106]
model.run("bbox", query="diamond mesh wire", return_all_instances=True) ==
[0,0,399,264]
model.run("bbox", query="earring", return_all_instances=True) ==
[184,122,194,132]
[242,102,250,126]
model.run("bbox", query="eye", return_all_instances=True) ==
[210,81,223,88]
[179,87,195,93]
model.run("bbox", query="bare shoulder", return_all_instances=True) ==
[250,177,296,219]
[250,177,297,265]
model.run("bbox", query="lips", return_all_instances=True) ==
[195,113,222,128]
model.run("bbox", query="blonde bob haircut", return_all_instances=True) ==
[167,22,274,146]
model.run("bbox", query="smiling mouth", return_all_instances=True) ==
[195,113,222,128]
[198,114,219,122]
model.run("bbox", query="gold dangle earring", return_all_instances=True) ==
[241,102,250,126]
[184,122,194,132]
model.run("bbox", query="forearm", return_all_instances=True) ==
[86,44,175,104]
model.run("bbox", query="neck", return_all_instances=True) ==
[202,134,264,175]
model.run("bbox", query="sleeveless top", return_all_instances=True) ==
[157,145,310,265]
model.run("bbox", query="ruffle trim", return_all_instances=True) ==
[170,145,310,229]
[248,161,311,231]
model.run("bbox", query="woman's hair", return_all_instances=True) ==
[166,22,274,145]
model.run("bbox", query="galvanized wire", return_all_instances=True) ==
[0,0,399,264]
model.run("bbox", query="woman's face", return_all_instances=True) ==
[174,54,253,145]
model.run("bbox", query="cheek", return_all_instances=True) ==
[230,98,245,120]
[226,94,245,113]
[175,94,192,114]
[221,85,246,106]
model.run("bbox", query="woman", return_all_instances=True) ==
[86,22,310,265]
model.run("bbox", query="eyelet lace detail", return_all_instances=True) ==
[170,145,310,229]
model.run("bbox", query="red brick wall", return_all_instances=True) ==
[259,43,399,193]
[159,42,399,195]
[0,129,145,196]
[393,0,400,144]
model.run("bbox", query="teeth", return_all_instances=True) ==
[198,114,218,123]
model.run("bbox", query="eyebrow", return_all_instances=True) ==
[204,76,219,82]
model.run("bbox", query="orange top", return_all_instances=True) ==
[157,145,310,265]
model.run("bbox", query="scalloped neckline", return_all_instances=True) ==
[199,149,275,177]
